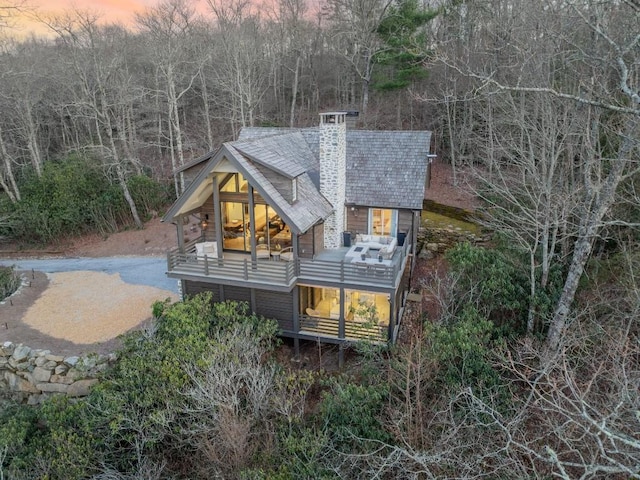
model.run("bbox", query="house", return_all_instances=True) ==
[162,112,432,354]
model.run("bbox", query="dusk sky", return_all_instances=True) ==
[12,0,209,38]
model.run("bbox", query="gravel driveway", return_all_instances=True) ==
[0,257,180,356]
[0,256,179,293]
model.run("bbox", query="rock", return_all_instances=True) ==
[67,379,99,397]
[34,356,47,367]
[64,356,80,367]
[0,341,15,356]
[45,354,64,363]
[36,383,69,394]
[425,243,439,252]
[419,249,435,260]
[66,368,83,381]
[6,372,40,393]
[50,374,74,385]
[32,367,52,383]
[9,358,31,371]
[12,344,31,362]
[80,356,97,370]
[44,360,58,370]
[54,364,69,375]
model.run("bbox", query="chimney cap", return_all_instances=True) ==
[319,112,346,124]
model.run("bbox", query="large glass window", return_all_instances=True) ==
[221,173,248,192]
[368,208,397,236]
[346,290,390,326]
[299,286,390,327]
[221,201,249,251]
[300,287,340,319]
[221,201,291,253]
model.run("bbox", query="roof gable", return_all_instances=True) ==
[163,141,333,234]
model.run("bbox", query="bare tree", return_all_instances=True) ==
[43,10,144,228]
[206,0,273,134]
[430,0,640,351]
[323,0,392,119]
[137,0,205,196]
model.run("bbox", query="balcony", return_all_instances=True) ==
[166,239,410,291]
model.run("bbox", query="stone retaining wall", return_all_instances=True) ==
[0,341,115,404]
[417,225,491,259]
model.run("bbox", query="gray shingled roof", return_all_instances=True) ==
[345,131,431,209]
[239,127,431,210]
[232,132,315,178]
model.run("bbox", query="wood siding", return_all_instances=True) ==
[397,210,414,237]
[299,223,322,258]
[184,280,222,302]
[345,207,368,236]
[255,290,294,331]
[198,204,217,241]
[183,280,294,334]
[223,285,252,303]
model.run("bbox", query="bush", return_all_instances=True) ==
[0,397,98,480]
[425,306,504,393]
[319,378,391,450]
[446,242,529,336]
[0,265,21,300]
[0,155,170,244]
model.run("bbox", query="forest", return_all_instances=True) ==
[0,0,639,478]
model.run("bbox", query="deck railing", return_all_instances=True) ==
[297,258,399,286]
[167,250,296,286]
[298,315,387,343]
[166,240,408,289]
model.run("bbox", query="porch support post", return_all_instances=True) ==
[212,175,222,256]
[292,233,300,276]
[338,288,345,339]
[250,288,256,313]
[293,286,300,356]
[176,216,185,253]
[388,292,396,342]
[248,184,257,261]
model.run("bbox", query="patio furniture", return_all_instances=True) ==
[279,246,294,261]
[345,244,370,259]
[195,241,218,258]
[353,234,397,259]
[256,244,270,259]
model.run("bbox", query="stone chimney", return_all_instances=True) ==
[319,112,347,249]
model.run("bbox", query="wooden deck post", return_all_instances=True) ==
[293,286,300,356]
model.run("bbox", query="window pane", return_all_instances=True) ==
[370,208,396,236]
[346,290,390,325]
[222,201,248,251]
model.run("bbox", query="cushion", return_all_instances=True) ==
[195,242,218,258]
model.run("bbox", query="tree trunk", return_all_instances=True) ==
[0,126,20,202]
[545,115,638,352]
[289,56,300,128]
[200,68,214,149]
